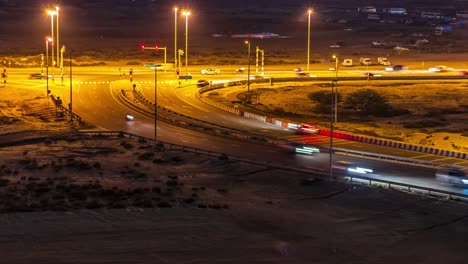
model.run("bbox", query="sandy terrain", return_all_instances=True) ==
[1,74,468,264]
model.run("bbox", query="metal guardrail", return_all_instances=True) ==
[76,130,468,202]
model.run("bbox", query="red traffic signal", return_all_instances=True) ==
[140,44,145,49]
[155,44,159,50]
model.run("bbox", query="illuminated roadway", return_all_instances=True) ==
[5,66,468,196]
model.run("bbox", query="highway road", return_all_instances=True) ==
[3,66,468,196]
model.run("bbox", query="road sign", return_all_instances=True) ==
[178,75,192,80]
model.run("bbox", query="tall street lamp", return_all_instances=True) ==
[55,6,60,70]
[330,80,336,178]
[332,55,339,123]
[47,9,57,70]
[45,37,52,98]
[182,10,190,77]
[174,7,178,69]
[307,9,313,72]
[245,40,251,103]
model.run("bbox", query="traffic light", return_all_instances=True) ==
[155,44,159,50]
[140,44,145,49]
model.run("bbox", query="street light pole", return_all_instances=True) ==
[69,50,73,121]
[333,55,339,123]
[307,9,312,72]
[154,67,158,146]
[174,7,178,69]
[245,40,251,103]
[56,6,60,70]
[47,10,56,71]
[330,80,336,178]
[182,11,190,78]
[45,37,52,98]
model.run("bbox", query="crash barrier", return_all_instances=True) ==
[320,129,468,160]
[117,88,282,146]
[77,130,468,202]
[195,93,241,115]
[50,95,85,127]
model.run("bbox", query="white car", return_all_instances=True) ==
[332,161,374,175]
[428,65,452,72]
[201,68,220,75]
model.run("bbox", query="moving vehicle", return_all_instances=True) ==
[201,68,220,75]
[361,72,374,77]
[359,57,372,66]
[385,64,407,72]
[297,124,318,134]
[296,71,309,77]
[342,59,353,67]
[377,57,391,66]
[428,65,451,72]
[125,114,135,121]
[278,142,320,155]
[332,161,374,175]
[235,67,245,73]
[29,73,46,79]
[435,167,468,187]
[197,80,209,88]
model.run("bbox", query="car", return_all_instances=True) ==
[235,67,245,73]
[361,72,374,77]
[29,73,46,79]
[197,80,209,88]
[332,161,374,175]
[201,68,220,75]
[297,124,318,134]
[293,67,303,72]
[385,64,407,72]
[459,70,468,76]
[125,114,135,121]
[278,142,320,155]
[435,167,468,187]
[428,65,452,72]
[296,71,309,77]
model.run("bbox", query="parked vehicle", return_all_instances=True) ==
[342,59,353,67]
[377,57,391,66]
[359,57,372,66]
[201,68,220,75]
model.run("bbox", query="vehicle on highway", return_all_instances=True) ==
[428,65,452,72]
[201,68,220,75]
[125,114,135,121]
[297,124,318,134]
[296,71,309,77]
[293,67,303,72]
[385,64,407,72]
[278,142,320,155]
[29,73,46,79]
[332,161,374,175]
[197,80,210,88]
[361,72,374,77]
[435,167,468,187]
[235,67,245,73]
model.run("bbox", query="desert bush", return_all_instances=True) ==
[344,89,392,117]
[171,156,184,163]
[403,120,446,128]
[138,152,155,160]
[93,162,101,169]
[126,61,141,65]
[120,141,134,149]
[166,179,178,187]
[308,90,342,114]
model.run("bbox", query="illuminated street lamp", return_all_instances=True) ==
[245,40,251,103]
[332,55,339,123]
[47,9,57,70]
[45,37,53,98]
[182,10,190,77]
[307,9,313,72]
[174,7,178,69]
[55,6,60,70]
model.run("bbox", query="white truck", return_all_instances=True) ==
[377,57,391,66]
[359,57,372,66]
[342,59,353,67]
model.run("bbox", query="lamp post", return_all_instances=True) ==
[47,10,57,70]
[55,6,60,70]
[153,65,158,146]
[182,11,190,77]
[45,37,52,98]
[174,7,178,69]
[330,80,336,178]
[245,40,251,103]
[69,50,73,121]
[307,9,313,72]
[332,55,339,123]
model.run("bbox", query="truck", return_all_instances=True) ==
[342,59,353,67]
[359,57,372,66]
[377,57,391,66]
